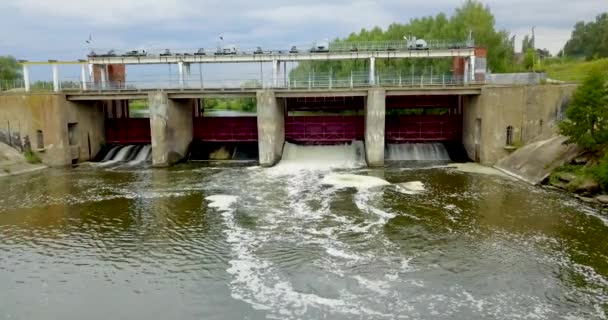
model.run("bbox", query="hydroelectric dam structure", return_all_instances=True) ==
[0,40,576,167]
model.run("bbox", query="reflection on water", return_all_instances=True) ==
[0,164,607,319]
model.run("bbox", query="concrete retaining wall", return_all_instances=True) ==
[463,84,575,165]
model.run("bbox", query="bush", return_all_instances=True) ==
[23,150,41,164]
[593,152,608,190]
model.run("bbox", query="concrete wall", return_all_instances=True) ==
[0,94,106,166]
[66,100,105,162]
[365,88,386,166]
[149,92,193,167]
[257,90,284,166]
[463,84,575,165]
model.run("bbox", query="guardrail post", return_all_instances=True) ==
[350,71,353,89]
[399,74,402,87]
[329,73,333,90]
[420,75,423,88]
[308,73,312,90]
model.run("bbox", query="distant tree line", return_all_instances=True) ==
[291,0,518,78]
[0,56,21,81]
[562,13,608,60]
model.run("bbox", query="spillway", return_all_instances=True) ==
[276,141,365,170]
[386,143,451,161]
[96,145,151,167]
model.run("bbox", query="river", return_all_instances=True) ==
[0,161,607,319]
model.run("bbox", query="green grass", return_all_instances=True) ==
[543,58,608,82]
[23,150,41,164]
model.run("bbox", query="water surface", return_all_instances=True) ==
[0,164,607,319]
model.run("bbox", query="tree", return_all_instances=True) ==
[559,68,608,150]
[290,0,516,78]
[0,56,21,81]
[563,13,608,59]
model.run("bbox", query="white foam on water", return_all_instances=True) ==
[326,248,364,261]
[321,174,391,189]
[205,195,238,211]
[386,143,450,161]
[396,181,426,194]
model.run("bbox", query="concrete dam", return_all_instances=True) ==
[0,84,575,168]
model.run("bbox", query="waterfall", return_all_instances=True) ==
[276,141,365,170]
[127,145,152,166]
[98,145,137,167]
[102,146,121,161]
[386,143,450,161]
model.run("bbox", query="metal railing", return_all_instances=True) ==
[1,72,480,93]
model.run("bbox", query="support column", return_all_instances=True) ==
[463,58,470,85]
[257,90,285,166]
[100,65,107,89]
[272,60,280,87]
[469,55,476,83]
[178,61,185,89]
[22,64,30,92]
[369,57,376,85]
[149,92,193,167]
[365,88,386,167]
[80,64,88,90]
[52,64,59,92]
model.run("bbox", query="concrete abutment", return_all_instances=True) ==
[256,90,285,167]
[149,92,193,167]
[365,88,386,167]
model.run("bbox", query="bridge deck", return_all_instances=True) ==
[65,86,482,101]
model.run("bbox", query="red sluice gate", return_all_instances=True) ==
[104,101,151,144]
[193,117,258,142]
[285,116,364,144]
[385,115,462,142]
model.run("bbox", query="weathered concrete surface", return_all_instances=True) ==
[257,90,285,167]
[0,141,46,178]
[0,95,106,166]
[463,84,576,165]
[149,92,193,167]
[494,136,583,184]
[0,95,70,166]
[365,88,386,167]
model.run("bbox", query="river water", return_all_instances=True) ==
[1,161,608,319]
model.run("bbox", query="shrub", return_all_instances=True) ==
[23,150,41,164]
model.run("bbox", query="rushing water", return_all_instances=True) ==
[1,160,608,319]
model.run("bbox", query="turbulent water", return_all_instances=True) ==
[386,143,451,161]
[1,153,608,319]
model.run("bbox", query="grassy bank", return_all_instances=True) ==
[544,58,608,82]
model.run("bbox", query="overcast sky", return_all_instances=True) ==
[1,0,606,80]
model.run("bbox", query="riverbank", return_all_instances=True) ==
[545,153,608,206]
[0,142,46,178]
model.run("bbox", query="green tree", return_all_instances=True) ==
[563,13,608,59]
[290,0,516,78]
[0,56,21,80]
[559,68,608,150]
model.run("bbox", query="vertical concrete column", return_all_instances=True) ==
[256,90,285,166]
[177,61,185,89]
[271,60,280,87]
[463,58,469,85]
[52,64,60,92]
[149,92,193,167]
[80,64,88,90]
[365,88,386,167]
[100,65,107,89]
[22,64,30,92]
[469,55,476,83]
[369,57,376,85]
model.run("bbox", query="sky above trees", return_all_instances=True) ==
[0,0,606,61]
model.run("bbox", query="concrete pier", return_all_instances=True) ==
[365,88,386,167]
[149,92,193,167]
[257,90,285,166]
